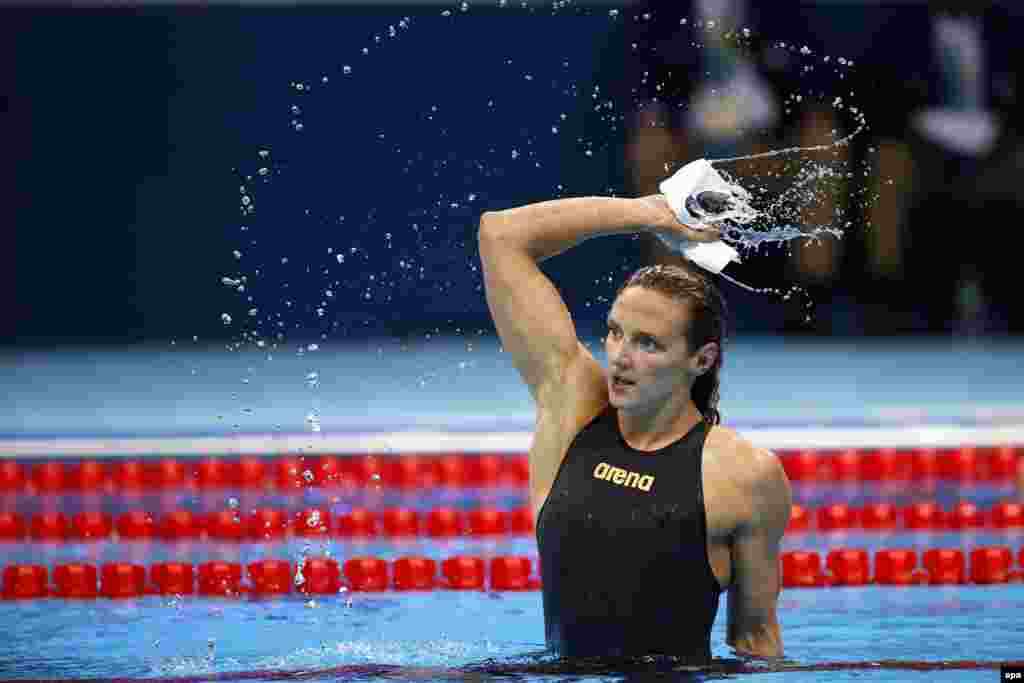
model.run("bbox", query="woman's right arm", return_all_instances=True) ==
[477,195,714,403]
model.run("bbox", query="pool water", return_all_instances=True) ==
[1,448,1021,681]
[2,479,1023,683]
[1,581,1022,682]
[4,316,1024,682]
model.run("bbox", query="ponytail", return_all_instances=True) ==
[692,357,723,425]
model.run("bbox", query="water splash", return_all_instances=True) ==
[219,5,871,396]
[667,160,846,273]
[305,509,322,529]
[667,152,850,326]
[710,116,867,166]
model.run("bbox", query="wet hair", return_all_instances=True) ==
[614,263,729,425]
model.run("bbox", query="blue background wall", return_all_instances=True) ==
[3,2,1023,349]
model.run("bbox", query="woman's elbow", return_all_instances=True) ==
[478,210,506,238]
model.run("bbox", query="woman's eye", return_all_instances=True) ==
[608,328,656,350]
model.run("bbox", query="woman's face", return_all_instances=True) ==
[604,287,707,410]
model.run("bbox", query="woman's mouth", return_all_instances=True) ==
[611,376,635,392]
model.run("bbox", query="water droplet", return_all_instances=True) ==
[307,343,319,351]
[221,313,233,325]
[343,65,352,75]
[258,150,270,159]
[608,8,618,17]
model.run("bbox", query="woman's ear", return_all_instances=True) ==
[695,342,719,375]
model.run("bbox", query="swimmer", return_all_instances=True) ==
[478,192,792,661]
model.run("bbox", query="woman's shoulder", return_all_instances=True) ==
[705,425,785,491]
[705,425,792,531]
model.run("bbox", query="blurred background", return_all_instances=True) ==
[2,0,1023,438]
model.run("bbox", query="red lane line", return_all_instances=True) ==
[1,445,1020,493]
[2,544,1022,598]
[3,501,1020,544]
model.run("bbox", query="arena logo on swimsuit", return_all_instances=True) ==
[592,462,654,492]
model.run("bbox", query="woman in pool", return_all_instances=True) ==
[478,193,792,662]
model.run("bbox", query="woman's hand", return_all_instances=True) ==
[637,194,722,244]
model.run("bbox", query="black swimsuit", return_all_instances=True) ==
[536,404,722,661]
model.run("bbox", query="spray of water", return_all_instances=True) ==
[711,117,867,166]
[678,106,868,323]
[220,2,872,434]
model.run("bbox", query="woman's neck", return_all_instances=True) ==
[616,395,703,452]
